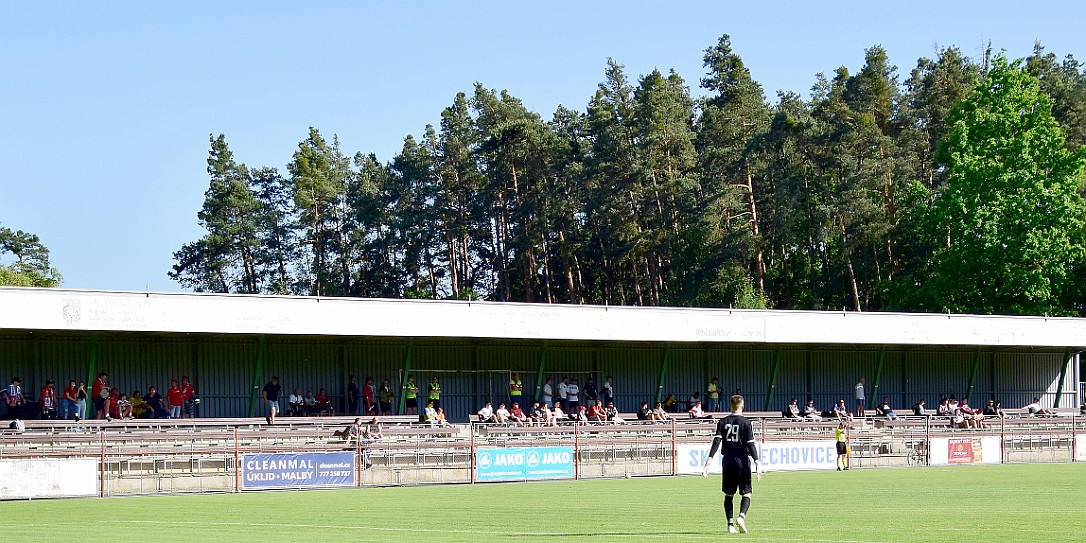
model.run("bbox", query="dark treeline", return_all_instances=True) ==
[170,36,1086,316]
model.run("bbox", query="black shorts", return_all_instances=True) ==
[406,398,417,408]
[836,441,847,455]
[722,461,752,495]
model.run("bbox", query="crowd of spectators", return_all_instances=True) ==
[1,373,198,422]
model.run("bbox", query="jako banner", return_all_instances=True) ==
[475,446,574,482]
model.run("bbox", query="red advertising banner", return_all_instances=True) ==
[948,438,982,464]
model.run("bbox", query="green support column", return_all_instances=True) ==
[763,347,781,412]
[654,344,670,405]
[248,335,266,417]
[1054,348,1071,408]
[964,346,981,404]
[869,346,885,410]
[396,339,414,415]
[533,342,547,401]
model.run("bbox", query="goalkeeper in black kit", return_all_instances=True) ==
[702,394,762,534]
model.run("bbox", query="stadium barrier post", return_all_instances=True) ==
[356,428,363,487]
[670,417,676,476]
[470,423,476,484]
[924,415,931,465]
[99,430,106,497]
[999,416,1006,464]
[574,422,580,480]
[234,427,240,492]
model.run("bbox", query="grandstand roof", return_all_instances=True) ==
[1,287,1084,350]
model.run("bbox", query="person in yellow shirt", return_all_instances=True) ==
[428,376,442,410]
[130,389,149,418]
[707,377,721,412]
[404,375,419,415]
[834,422,849,470]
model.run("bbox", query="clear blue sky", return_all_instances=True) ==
[2,1,1082,293]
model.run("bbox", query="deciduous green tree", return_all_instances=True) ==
[920,56,1086,315]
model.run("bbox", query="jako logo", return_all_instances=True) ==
[478,452,493,469]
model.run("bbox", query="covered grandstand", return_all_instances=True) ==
[1,287,1083,421]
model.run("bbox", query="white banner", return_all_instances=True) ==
[929,436,1002,466]
[1076,435,1085,462]
[676,440,837,474]
[0,458,97,499]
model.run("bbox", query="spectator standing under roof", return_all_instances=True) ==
[583,378,598,406]
[427,376,442,411]
[508,373,524,405]
[180,376,197,418]
[542,377,554,409]
[3,377,25,420]
[404,375,419,416]
[362,377,376,415]
[854,377,866,417]
[166,379,184,419]
[39,380,58,420]
[262,376,282,425]
[707,377,721,412]
[567,379,581,412]
[379,378,394,415]
[601,375,615,409]
[347,375,360,416]
[92,372,108,420]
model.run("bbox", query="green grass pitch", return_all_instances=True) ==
[4,464,1084,542]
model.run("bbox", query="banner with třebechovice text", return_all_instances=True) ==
[475,446,574,482]
[242,452,355,489]
[676,440,838,474]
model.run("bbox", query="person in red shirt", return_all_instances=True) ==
[39,380,58,419]
[587,400,607,422]
[106,388,121,421]
[362,377,376,415]
[92,372,109,419]
[180,376,197,418]
[315,388,334,416]
[166,379,184,419]
[61,380,79,420]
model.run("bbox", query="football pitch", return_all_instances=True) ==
[3,463,1083,542]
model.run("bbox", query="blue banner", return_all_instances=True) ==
[476,446,574,482]
[242,452,355,489]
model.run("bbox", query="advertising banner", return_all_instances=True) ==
[1077,435,1085,462]
[676,440,837,474]
[242,452,355,489]
[0,458,97,499]
[475,446,574,482]
[929,436,1001,465]
[947,437,979,464]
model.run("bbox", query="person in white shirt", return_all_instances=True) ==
[288,389,305,417]
[688,400,711,420]
[542,378,554,408]
[495,403,512,424]
[476,401,497,423]
[551,403,566,424]
[568,379,581,411]
[1025,398,1054,417]
[558,378,570,411]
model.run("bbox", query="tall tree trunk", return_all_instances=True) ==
[745,165,766,293]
